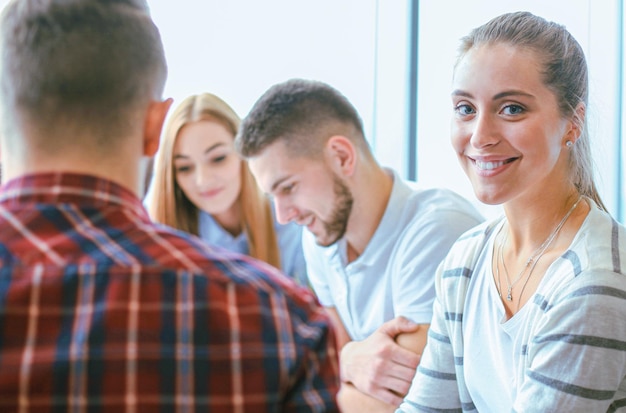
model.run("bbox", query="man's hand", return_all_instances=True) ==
[339,316,421,406]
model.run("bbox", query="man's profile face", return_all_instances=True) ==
[248,140,353,246]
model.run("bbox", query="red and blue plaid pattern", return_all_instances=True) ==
[0,173,340,412]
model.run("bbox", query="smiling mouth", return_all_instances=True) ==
[474,158,517,170]
[201,188,223,197]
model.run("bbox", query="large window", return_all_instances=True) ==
[411,1,622,221]
[0,0,622,222]
[150,0,379,148]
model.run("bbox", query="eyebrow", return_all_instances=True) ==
[173,142,226,160]
[270,175,293,193]
[451,89,536,100]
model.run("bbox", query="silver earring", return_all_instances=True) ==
[566,140,573,148]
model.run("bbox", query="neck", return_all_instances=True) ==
[344,162,393,260]
[502,186,583,255]
[2,146,144,197]
[212,203,242,237]
[495,188,589,317]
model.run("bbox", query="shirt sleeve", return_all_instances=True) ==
[392,209,482,324]
[400,259,472,413]
[513,269,626,413]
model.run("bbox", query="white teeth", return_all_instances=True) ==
[476,160,505,170]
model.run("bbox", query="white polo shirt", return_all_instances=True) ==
[303,168,484,340]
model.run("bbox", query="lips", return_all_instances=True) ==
[472,157,517,171]
[200,187,223,197]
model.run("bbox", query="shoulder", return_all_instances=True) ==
[392,185,485,245]
[562,205,626,278]
[136,221,316,304]
[393,178,484,224]
[406,184,482,217]
[534,207,626,315]
[439,218,500,277]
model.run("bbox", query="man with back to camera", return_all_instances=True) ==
[235,78,485,412]
[0,1,340,411]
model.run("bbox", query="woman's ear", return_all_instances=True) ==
[324,135,357,177]
[143,98,174,156]
[565,102,585,145]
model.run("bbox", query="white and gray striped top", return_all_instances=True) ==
[398,202,626,413]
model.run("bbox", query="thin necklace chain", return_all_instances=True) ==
[495,195,583,304]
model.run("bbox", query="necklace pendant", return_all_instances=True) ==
[506,289,513,301]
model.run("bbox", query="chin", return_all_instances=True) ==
[314,232,341,248]
[473,189,505,206]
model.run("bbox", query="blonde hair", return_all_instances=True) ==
[148,93,281,268]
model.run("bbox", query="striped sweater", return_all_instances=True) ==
[397,203,626,413]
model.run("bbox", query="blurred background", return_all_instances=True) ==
[1,0,622,222]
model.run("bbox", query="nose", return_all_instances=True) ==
[194,164,210,188]
[274,197,298,225]
[469,112,499,149]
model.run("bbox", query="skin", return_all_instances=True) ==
[2,99,173,196]
[248,137,428,410]
[173,120,242,236]
[451,42,589,317]
[247,138,353,247]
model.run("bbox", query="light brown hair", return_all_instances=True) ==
[455,11,606,211]
[148,93,281,269]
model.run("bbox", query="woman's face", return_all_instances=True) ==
[173,119,242,217]
[450,43,576,206]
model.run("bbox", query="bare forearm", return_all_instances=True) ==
[395,324,429,355]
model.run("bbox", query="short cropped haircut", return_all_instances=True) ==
[0,0,167,150]
[235,78,368,158]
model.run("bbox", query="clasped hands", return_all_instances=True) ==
[339,316,421,406]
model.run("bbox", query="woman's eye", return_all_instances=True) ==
[175,165,192,174]
[454,104,475,115]
[502,104,524,115]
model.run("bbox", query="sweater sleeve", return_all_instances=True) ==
[513,269,626,413]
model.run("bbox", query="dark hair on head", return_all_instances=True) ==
[0,0,167,152]
[235,78,367,158]
[455,11,605,210]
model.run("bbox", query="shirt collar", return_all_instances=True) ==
[0,172,148,220]
[327,168,413,267]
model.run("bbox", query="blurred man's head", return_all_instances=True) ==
[0,0,167,157]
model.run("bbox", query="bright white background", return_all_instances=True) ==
[413,1,621,221]
[148,0,622,221]
[0,0,621,222]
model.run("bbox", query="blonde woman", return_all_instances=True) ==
[147,93,306,284]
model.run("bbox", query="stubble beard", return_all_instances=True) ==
[315,174,353,247]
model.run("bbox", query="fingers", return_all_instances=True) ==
[374,337,420,369]
[366,384,406,407]
[365,355,418,395]
[378,316,420,338]
[339,319,422,406]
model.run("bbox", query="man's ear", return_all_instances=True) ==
[325,135,356,176]
[143,98,173,157]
